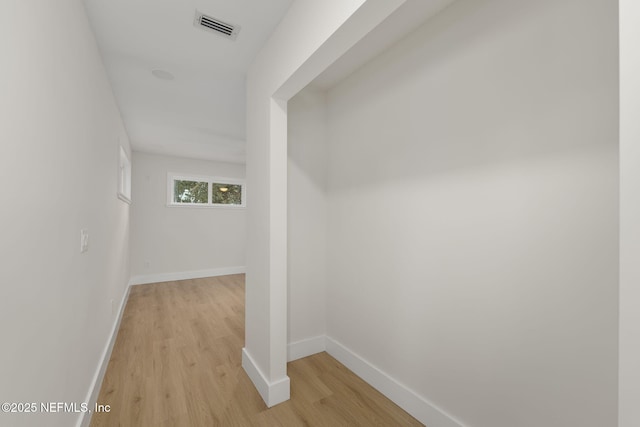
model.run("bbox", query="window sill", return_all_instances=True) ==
[166,203,246,209]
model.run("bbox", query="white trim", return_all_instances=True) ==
[129,266,246,285]
[77,285,131,427]
[117,193,132,204]
[325,336,466,427]
[242,348,290,407]
[165,203,245,209]
[287,335,326,362]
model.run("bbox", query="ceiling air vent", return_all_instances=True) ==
[194,11,240,40]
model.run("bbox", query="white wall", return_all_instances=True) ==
[244,0,404,406]
[287,87,328,351]
[130,152,246,282]
[325,0,618,426]
[0,1,131,426]
[619,1,640,426]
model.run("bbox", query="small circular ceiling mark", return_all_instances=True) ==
[151,69,175,80]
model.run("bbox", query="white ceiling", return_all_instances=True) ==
[84,0,456,164]
[83,0,293,164]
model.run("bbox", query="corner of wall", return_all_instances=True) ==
[287,336,327,362]
[242,348,290,407]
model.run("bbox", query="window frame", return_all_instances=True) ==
[117,146,132,204]
[167,173,246,208]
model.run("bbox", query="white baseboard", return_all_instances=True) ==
[242,347,290,407]
[76,288,461,427]
[287,335,326,362]
[129,266,246,285]
[325,336,466,427]
[77,284,131,427]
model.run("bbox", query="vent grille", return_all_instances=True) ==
[194,11,239,40]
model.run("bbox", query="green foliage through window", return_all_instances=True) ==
[169,175,244,207]
[173,180,209,204]
[212,183,242,205]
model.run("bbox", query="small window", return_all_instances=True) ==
[173,179,209,204]
[212,182,242,205]
[117,146,132,204]
[168,173,245,208]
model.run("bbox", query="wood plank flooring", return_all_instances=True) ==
[90,275,423,426]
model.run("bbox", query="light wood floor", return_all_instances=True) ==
[90,275,423,426]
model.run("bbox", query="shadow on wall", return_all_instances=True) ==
[322,0,618,425]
